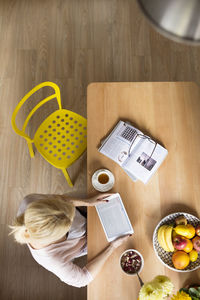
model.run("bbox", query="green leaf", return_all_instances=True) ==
[180,288,189,294]
[189,288,200,298]
[191,297,199,300]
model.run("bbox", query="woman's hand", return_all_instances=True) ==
[86,193,113,206]
[110,234,132,249]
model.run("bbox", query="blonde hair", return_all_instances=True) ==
[9,196,75,246]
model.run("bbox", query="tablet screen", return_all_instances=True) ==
[95,193,134,242]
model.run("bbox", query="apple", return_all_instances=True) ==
[173,235,187,250]
[192,236,200,252]
[195,225,200,237]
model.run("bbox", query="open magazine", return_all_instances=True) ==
[99,120,168,184]
[95,193,134,242]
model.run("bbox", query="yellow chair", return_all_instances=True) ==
[11,82,87,187]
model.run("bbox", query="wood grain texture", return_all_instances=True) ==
[87,82,200,300]
[1,0,200,299]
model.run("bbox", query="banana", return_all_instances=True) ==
[161,226,171,252]
[157,225,170,252]
[157,226,165,250]
[164,226,174,252]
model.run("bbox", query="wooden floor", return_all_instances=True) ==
[1,0,200,299]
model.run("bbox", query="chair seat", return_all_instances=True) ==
[34,109,87,169]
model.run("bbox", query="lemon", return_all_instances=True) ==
[189,249,198,262]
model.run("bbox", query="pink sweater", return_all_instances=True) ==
[17,194,93,288]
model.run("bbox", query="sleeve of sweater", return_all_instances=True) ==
[29,246,93,288]
[58,262,93,288]
[46,259,93,288]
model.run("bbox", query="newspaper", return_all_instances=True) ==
[99,121,168,184]
[95,193,134,242]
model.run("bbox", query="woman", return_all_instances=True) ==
[10,193,131,288]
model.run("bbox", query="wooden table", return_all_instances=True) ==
[87,82,200,300]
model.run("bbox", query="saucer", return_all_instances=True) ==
[92,169,115,192]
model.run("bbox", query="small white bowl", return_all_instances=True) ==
[92,169,115,192]
[119,249,144,276]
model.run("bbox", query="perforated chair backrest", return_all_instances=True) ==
[11,82,62,144]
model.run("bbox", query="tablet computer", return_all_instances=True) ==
[95,193,134,242]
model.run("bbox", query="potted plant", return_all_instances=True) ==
[138,277,200,300]
[170,285,200,299]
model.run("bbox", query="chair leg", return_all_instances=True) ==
[27,141,35,158]
[62,169,73,187]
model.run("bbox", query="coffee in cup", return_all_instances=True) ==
[98,173,109,184]
[92,169,115,192]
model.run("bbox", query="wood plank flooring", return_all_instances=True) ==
[0,0,200,299]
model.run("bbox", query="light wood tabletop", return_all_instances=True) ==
[87,82,200,300]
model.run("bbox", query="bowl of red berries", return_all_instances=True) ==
[120,249,144,275]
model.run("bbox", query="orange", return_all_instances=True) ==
[172,251,190,270]
[183,238,193,253]
[189,249,198,262]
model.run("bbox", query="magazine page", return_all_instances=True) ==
[123,169,138,182]
[122,138,168,184]
[95,193,134,242]
[99,121,142,167]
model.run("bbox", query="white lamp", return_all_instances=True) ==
[137,0,200,45]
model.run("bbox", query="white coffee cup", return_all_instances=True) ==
[92,169,115,192]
